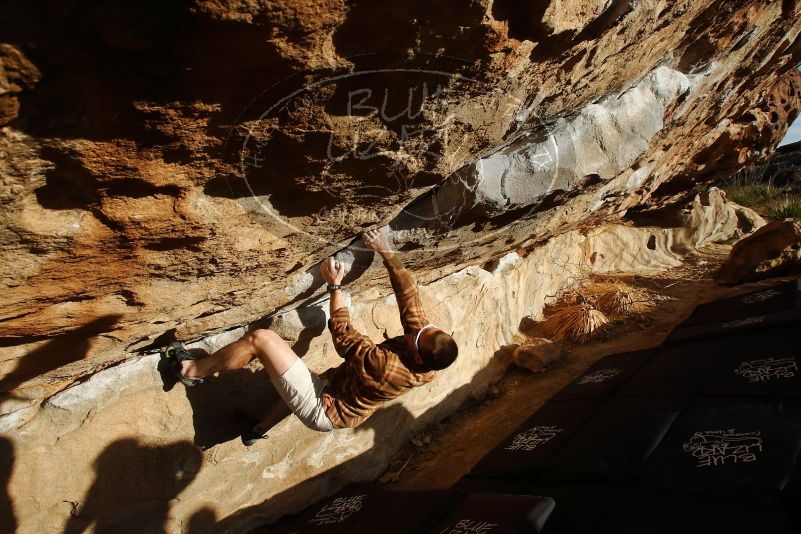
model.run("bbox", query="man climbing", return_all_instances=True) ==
[162,228,458,442]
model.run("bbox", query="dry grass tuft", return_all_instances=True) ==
[544,303,608,343]
[583,280,656,317]
[594,286,635,316]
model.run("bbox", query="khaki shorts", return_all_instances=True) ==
[272,358,334,432]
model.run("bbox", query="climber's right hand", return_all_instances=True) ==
[321,256,345,285]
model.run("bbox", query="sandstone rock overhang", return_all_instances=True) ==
[1,1,800,399]
[1,0,801,531]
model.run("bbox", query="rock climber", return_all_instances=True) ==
[162,228,458,443]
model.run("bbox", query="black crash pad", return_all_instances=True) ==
[610,488,798,534]
[617,339,725,396]
[682,280,801,327]
[704,328,801,397]
[640,397,801,500]
[503,483,629,533]
[421,493,555,534]
[545,396,690,481]
[666,308,801,345]
[269,487,456,534]
[619,329,801,397]
[468,398,602,480]
[450,481,799,533]
[551,349,656,400]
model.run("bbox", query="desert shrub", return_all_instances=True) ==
[767,195,801,220]
[723,169,779,207]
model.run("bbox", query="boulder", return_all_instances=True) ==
[512,338,563,373]
[715,219,801,286]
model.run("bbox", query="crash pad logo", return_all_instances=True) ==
[577,368,623,385]
[309,494,366,525]
[721,315,766,329]
[682,429,763,468]
[505,425,563,452]
[439,519,499,533]
[734,357,798,382]
[740,289,781,304]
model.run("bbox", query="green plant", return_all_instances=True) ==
[767,195,801,220]
[722,166,779,207]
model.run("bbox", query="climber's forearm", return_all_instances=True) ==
[329,288,346,315]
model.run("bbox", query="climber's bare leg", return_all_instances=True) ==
[182,329,298,380]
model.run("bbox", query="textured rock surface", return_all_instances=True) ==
[715,218,801,285]
[2,191,765,532]
[512,338,563,373]
[0,0,800,531]
[1,1,800,400]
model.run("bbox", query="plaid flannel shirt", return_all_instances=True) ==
[322,253,435,429]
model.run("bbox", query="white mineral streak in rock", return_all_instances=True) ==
[41,355,161,440]
[0,402,37,435]
[454,66,692,218]
[285,271,316,297]
[491,252,521,275]
[625,162,655,192]
[261,453,296,480]
[189,325,250,355]
[242,449,263,466]
[333,249,356,273]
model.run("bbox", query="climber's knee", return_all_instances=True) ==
[247,328,287,357]
[246,328,298,378]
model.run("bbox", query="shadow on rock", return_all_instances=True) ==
[0,437,17,534]
[64,438,202,534]
[183,367,280,450]
[0,314,122,394]
[289,307,327,359]
[187,506,218,534]
[216,402,418,533]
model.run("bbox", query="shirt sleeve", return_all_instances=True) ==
[328,306,378,360]
[383,253,428,334]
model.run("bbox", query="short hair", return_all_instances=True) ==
[421,331,458,370]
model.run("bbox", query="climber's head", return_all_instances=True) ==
[412,325,458,371]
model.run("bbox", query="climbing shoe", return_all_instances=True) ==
[241,426,268,447]
[161,341,204,388]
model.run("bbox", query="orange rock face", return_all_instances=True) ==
[716,218,801,285]
[0,1,800,400]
